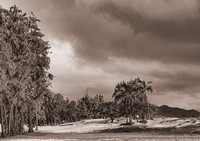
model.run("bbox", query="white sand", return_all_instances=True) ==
[35,119,119,133]
[0,118,199,133]
[34,118,200,133]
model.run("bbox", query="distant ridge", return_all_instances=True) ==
[156,105,200,118]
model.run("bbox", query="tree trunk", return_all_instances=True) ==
[129,114,132,124]
[54,118,56,125]
[35,113,38,130]
[3,104,8,136]
[28,105,34,133]
[111,116,114,123]
[14,105,18,135]
[125,106,130,123]
[126,115,129,123]
[144,93,150,120]
[50,118,53,125]
[8,104,14,136]
[147,102,150,119]
[1,101,5,138]
[20,111,25,134]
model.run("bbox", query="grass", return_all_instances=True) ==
[1,132,200,141]
[100,124,200,135]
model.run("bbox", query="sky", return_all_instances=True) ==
[1,0,200,110]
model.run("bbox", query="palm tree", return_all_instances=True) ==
[112,81,137,123]
[137,78,154,119]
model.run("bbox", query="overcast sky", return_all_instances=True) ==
[1,0,200,110]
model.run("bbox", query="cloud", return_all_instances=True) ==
[3,0,200,64]
[95,0,200,42]
[34,0,200,64]
[150,64,200,95]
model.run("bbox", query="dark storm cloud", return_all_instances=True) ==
[27,0,200,64]
[2,0,200,64]
[95,1,200,43]
[151,67,200,94]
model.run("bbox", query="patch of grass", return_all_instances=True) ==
[120,122,133,126]
[139,120,148,124]
[100,126,175,134]
[60,123,73,126]
[100,124,200,135]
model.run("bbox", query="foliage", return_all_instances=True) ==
[0,5,52,137]
[100,101,119,122]
[112,77,154,123]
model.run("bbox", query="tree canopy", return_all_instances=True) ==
[112,77,154,123]
[0,5,52,137]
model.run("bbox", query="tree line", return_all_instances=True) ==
[41,81,157,126]
[0,5,157,138]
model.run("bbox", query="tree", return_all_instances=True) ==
[66,101,79,122]
[0,5,34,136]
[112,78,155,123]
[90,94,104,118]
[112,81,136,123]
[24,10,52,133]
[77,90,93,119]
[101,102,119,123]
[0,5,52,137]
[137,77,154,119]
[43,89,55,125]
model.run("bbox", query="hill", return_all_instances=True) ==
[156,105,200,117]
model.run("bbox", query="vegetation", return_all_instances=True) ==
[112,78,155,123]
[31,78,156,127]
[0,5,157,138]
[0,5,52,137]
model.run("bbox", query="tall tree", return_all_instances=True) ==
[0,5,52,136]
[0,5,33,136]
[90,94,104,118]
[77,91,92,119]
[112,78,154,123]
[137,78,154,119]
[112,81,136,123]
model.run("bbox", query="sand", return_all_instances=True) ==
[0,117,200,134]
